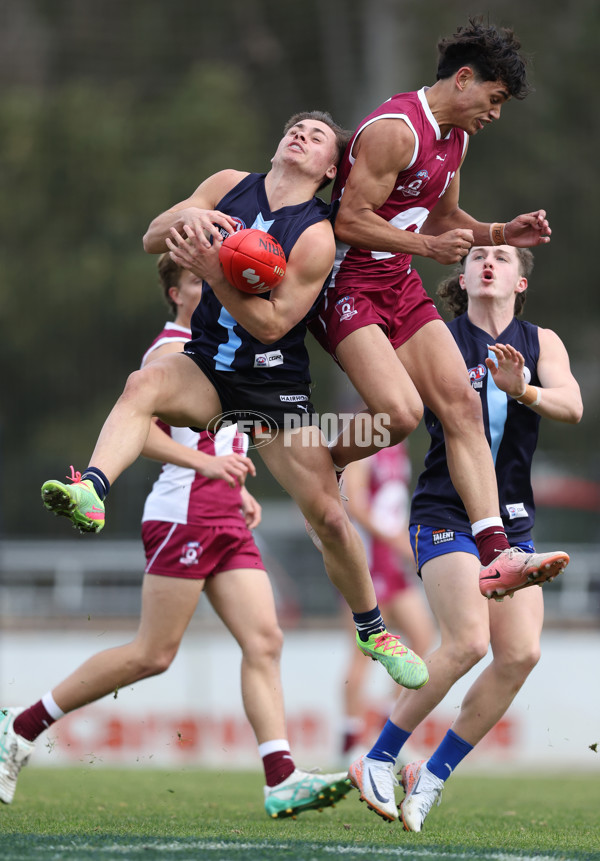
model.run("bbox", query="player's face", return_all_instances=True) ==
[172,270,204,324]
[274,120,338,184]
[461,246,526,302]
[456,75,510,136]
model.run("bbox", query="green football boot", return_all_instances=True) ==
[41,466,105,533]
[357,631,428,690]
[264,768,352,819]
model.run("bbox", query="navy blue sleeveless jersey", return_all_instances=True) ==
[410,314,542,542]
[186,172,333,382]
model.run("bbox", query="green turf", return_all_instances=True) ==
[0,767,599,860]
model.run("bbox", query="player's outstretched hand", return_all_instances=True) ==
[485,342,526,397]
[505,210,551,246]
[198,453,256,487]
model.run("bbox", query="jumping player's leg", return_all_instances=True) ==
[258,426,428,690]
[41,353,225,531]
[258,425,378,613]
[398,320,500,526]
[329,325,423,469]
[89,353,223,485]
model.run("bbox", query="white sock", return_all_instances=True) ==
[471,516,504,536]
[258,739,290,757]
[42,691,65,720]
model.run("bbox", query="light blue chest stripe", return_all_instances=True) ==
[212,216,275,371]
[213,307,241,371]
[486,349,507,465]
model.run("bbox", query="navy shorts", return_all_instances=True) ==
[183,350,316,432]
[409,524,534,576]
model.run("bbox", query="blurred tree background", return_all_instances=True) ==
[0,0,598,537]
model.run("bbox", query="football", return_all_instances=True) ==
[219,228,287,294]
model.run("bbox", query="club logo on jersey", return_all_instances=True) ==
[218,217,246,240]
[335,295,357,321]
[468,363,487,390]
[398,169,430,198]
[254,350,283,368]
[505,502,528,520]
[432,529,455,545]
[179,541,202,566]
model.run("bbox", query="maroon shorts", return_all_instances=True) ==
[310,267,442,359]
[368,538,411,605]
[142,521,264,580]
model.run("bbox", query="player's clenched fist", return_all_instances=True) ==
[425,229,474,264]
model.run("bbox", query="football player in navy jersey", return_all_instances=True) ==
[348,244,582,828]
[309,19,569,604]
[41,111,429,694]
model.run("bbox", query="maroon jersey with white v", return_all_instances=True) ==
[140,322,246,527]
[331,87,468,289]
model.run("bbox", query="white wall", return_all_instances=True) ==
[1,629,599,772]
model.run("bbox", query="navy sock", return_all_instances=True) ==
[427,728,473,781]
[353,605,385,643]
[81,467,110,500]
[367,719,412,765]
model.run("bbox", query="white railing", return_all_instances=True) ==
[1,511,598,627]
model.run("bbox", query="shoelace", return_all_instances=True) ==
[373,632,408,657]
[66,465,83,484]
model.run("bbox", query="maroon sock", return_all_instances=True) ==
[341,731,362,755]
[475,526,510,566]
[263,750,295,787]
[13,700,56,742]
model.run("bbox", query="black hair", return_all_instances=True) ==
[437,17,532,99]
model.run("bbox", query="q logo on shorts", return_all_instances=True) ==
[179,541,202,566]
[335,295,357,322]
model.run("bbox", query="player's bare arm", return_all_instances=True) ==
[142,169,247,253]
[142,420,254,487]
[423,170,551,251]
[167,219,335,344]
[334,120,426,255]
[334,120,473,264]
[486,334,582,424]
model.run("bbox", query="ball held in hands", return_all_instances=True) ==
[219,228,287,294]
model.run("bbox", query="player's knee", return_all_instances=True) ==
[497,642,541,681]
[450,633,489,674]
[121,364,165,408]
[438,385,482,437]
[244,623,284,664]
[134,646,177,678]
[309,501,350,545]
[385,399,423,440]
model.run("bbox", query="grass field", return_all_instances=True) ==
[1,767,599,860]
